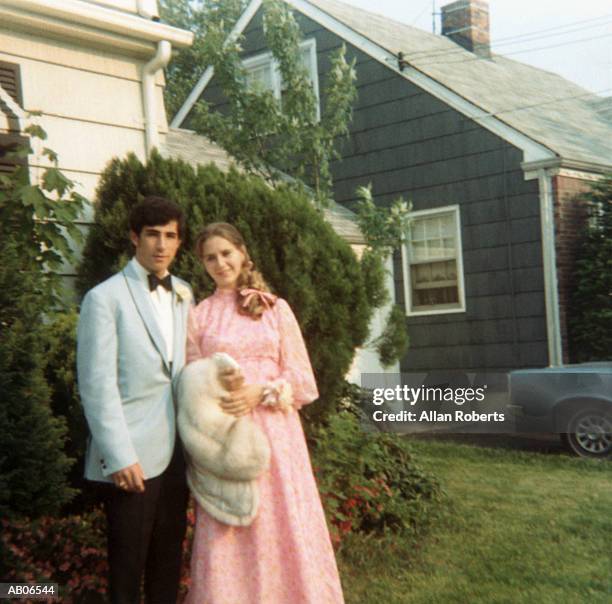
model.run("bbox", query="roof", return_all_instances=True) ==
[304,0,612,168]
[163,128,365,244]
[164,128,236,172]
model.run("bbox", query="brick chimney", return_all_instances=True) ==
[441,0,491,58]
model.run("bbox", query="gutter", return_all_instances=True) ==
[537,168,563,367]
[523,158,612,178]
[142,41,172,156]
[2,0,193,48]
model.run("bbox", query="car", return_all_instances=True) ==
[508,362,612,458]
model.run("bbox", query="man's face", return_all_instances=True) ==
[130,220,181,277]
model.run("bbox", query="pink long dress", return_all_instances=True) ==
[185,289,344,604]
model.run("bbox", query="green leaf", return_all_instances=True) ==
[42,147,59,163]
[42,168,71,196]
[24,124,47,140]
[19,185,45,208]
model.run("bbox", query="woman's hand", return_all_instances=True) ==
[221,383,264,417]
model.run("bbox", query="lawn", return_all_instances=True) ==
[338,438,612,603]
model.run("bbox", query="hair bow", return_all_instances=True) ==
[239,288,277,310]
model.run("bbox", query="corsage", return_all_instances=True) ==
[260,379,294,413]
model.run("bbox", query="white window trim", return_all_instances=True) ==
[243,49,279,98]
[401,204,467,317]
[242,38,320,120]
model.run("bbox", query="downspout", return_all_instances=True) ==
[142,40,171,157]
[538,168,563,366]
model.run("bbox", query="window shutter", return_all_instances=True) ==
[0,61,25,173]
[0,61,23,106]
[0,134,27,174]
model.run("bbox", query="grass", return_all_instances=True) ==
[338,438,612,603]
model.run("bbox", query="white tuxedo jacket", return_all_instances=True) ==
[77,261,192,483]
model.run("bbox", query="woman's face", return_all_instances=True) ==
[200,235,246,290]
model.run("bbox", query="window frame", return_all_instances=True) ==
[401,204,467,317]
[242,38,320,120]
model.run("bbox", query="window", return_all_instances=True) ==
[243,39,320,119]
[244,54,276,94]
[402,206,466,316]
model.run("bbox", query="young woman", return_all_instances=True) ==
[185,222,344,604]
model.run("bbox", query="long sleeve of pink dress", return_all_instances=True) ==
[185,289,344,604]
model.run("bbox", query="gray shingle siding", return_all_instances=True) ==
[198,6,549,372]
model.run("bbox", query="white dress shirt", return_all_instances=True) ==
[130,257,174,362]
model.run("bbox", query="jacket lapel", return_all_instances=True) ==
[171,276,188,377]
[122,263,170,372]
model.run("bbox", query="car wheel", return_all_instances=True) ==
[562,406,612,459]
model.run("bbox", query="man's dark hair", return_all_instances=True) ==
[129,196,185,238]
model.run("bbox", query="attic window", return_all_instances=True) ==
[401,206,466,316]
[243,39,320,120]
[0,61,23,107]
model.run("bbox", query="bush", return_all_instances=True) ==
[0,243,75,518]
[0,500,199,604]
[0,509,107,602]
[310,384,441,548]
[77,152,372,423]
[0,129,82,518]
[41,311,96,511]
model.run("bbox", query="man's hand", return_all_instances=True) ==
[111,462,145,493]
[219,367,244,392]
[221,383,264,417]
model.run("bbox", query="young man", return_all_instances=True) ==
[77,196,192,603]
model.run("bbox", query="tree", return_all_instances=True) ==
[0,123,84,517]
[161,0,357,209]
[160,0,247,120]
[568,176,612,362]
[77,151,371,423]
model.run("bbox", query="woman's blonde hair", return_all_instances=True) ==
[195,222,274,319]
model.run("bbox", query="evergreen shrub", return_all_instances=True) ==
[77,151,372,422]
[568,176,612,361]
[0,249,75,517]
[0,136,79,517]
[41,311,95,509]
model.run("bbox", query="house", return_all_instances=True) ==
[172,0,612,373]
[0,0,193,239]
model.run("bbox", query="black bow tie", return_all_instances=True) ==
[148,273,172,292]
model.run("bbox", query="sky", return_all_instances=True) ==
[342,0,612,97]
